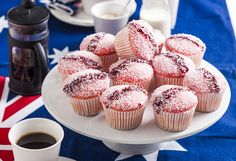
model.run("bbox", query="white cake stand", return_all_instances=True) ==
[42,60,231,155]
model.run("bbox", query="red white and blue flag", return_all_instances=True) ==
[0,77,43,161]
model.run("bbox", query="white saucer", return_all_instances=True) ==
[42,60,231,154]
[49,0,137,27]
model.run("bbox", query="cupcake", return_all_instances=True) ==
[152,51,195,87]
[183,68,227,112]
[109,58,154,91]
[115,20,160,61]
[154,29,165,53]
[100,85,148,130]
[150,85,198,132]
[58,50,102,80]
[63,69,110,116]
[80,32,118,70]
[165,33,206,68]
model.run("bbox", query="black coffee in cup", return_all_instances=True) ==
[17,132,56,149]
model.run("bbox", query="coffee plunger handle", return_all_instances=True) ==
[33,42,48,86]
[21,0,35,9]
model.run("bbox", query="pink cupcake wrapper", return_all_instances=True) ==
[148,77,157,92]
[154,107,196,132]
[115,27,135,59]
[196,92,224,112]
[154,73,184,87]
[112,79,151,91]
[190,53,204,68]
[100,53,118,71]
[70,96,102,116]
[103,107,145,130]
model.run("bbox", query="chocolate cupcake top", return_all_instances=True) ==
[151,85,198,114]
[58,50,102,74]
[63,69,110,98]
[100,85,148,111]
[127,20,160,61]
[109,58,154,81]
[165,33,206,56]
[183,68,227,94]
[80,32,116,56]
[152,52,195,77]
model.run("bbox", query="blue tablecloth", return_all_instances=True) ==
[0,0,236,161]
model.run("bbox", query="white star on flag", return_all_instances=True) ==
[115,141,187,161]
[0,16,8,33]
[48,46,70,65]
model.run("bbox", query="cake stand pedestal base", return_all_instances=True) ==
[103,141,162,155]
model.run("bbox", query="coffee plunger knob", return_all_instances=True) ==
[21,0,35,9]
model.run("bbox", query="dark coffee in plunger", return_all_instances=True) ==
[7,0,49,95]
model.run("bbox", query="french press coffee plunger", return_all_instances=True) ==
[7,0,49,95]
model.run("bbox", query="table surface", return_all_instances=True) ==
[0,0,236,161]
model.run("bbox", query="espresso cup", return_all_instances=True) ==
[91,1,129,35]
[8,118,64,161]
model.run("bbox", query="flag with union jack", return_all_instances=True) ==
[0,76,43,161]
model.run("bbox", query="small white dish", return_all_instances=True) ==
[49,0,137,27]
[50,7,93,27]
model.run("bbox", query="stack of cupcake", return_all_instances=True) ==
[58,19,227,132]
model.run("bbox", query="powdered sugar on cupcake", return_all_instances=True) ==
[165,33,206,56]
[152,52,195,77]
[128,20,159,61]
[100,85,148,111]
[183,68,227,94]
[63,69,110,98]
[109,58,153,81]
[151,85,198,113]
[80,32,115,56]
[58,50,102,74]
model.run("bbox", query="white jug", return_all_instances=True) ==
[140,0,171,38]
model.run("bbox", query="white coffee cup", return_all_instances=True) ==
[91,1,129,35]
[82,0,110,16]
[8,118,64,161]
